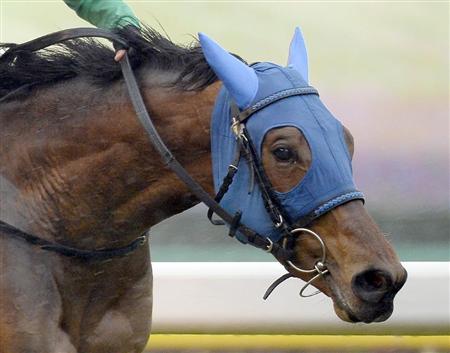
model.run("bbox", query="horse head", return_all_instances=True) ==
[199,28,407,323]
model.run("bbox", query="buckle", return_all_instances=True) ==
[273,214,284,228]
[264,238,274,253]
[231,117,245,139]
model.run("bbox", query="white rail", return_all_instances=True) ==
[152,262,449,334]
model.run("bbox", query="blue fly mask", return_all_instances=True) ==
[200,28,364,245]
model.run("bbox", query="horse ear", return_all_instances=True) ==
[199,33,258,109]
[288,27,309,83]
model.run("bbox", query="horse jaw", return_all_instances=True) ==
[299,201,407,323]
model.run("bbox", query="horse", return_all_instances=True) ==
[0,26,407,353]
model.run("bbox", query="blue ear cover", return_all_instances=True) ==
[288,27,309,83]
[198,32,258,109]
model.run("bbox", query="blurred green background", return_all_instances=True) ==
[1,0,448,261]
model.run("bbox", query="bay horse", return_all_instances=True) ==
[0,26,406,353]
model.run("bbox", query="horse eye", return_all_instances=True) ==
[272,147,295,162]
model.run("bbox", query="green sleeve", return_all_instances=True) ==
[64,0,140,29]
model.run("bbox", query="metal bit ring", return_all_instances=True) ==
[299,266,330,297]
[285,228,327,273]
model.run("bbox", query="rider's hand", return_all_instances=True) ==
[114,49,127,62]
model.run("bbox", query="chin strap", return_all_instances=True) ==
[263,265,329,300]
[264,228,331,299]
[263,273,294,300]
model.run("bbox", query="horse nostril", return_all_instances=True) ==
[352,269,394,303]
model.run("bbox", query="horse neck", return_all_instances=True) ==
[113,80,221,234]
[0,77,221,247]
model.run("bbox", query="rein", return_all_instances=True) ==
[0,220,147,261]
[1,28,329,298]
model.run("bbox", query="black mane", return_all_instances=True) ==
[0,26,221,101]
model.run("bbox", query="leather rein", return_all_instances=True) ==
[1,28,329,298]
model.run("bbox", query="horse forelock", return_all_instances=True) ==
[0,25,222,102]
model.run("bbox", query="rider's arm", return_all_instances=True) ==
[64,0,139,61]
[64,0,140,30]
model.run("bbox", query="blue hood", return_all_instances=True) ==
[211,63,364,242]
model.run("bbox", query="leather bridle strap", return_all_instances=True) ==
[0,220,147,261]
[229,87,321,231]
[237,87,319,124]
[119,53,289,256]
[0,28,128,60]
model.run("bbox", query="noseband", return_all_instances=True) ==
[1,28,329,297]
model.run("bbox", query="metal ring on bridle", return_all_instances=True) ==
[264,238,274,253]
[282,228,329,298]
[298,265,329,297]
[273,214,284,228]
[284,228,327,273]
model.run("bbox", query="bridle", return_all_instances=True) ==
[0,28,330,298]
[208,88,330,298]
